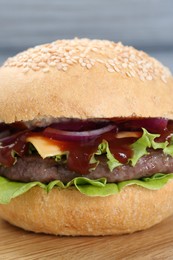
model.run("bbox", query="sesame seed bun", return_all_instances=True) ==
[0,38,172,123]
[0,38,173,236]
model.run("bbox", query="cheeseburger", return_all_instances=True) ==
[0,38,173,236]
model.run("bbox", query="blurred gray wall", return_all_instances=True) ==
[0,0,173,71]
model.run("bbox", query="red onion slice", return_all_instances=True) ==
[49,120,110,131]
[43,124,117,142]
[119,118,168,133]
[0,130,28,146]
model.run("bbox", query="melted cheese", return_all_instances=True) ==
[115,131,141,139]
[27,136,63,158]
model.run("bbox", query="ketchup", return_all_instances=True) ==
[0,131,29,167]
[38,132,138,174]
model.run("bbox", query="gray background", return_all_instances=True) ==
[0,0,173,71]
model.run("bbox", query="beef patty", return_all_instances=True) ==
[0,150,173,183]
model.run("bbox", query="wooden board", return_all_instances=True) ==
[0,216,173,260]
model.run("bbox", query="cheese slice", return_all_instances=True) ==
[115,131,141,139]
[27,136,63,159]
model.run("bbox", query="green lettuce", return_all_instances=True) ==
[91,140,122,171]
[1,128,173,204]
[163,136,173,157]
[0,173,173,204]
[91,128,169,171]
[129,128,168,166]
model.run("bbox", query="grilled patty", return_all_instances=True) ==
[0,150,173,183]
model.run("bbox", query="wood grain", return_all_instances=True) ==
[0,216,173,260]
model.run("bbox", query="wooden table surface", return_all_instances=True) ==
[0,216,173,260]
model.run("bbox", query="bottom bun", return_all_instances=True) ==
[0,181,173,236]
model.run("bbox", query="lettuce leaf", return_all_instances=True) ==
[91,129,169,171]
[164,136,173,157]
[1,129,173,204]
[129,128,168,166]
[91,140,122,171]
[0,173,173,204]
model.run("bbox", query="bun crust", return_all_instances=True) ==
[0,181,173,235]
[0,38,172,123]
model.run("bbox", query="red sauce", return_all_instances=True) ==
[108,138,137,164]
[0,132,28,167]
[156,121,173,142]
[40,132,139,174]
[64,140,99,174]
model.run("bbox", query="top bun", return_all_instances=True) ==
[0,38,172,123]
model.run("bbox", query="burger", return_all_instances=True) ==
[0,38,173,236]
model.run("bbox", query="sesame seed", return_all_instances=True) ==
[96,59,104,64]
[92,47,98,52]
[80,54,86,58]
[126,71,132,77]
[86,64,92,69]
[71,59,78,64]
[66,60,73,65]
[130,71,136,77]
[38,62,46,68]
[105,63,111,69]
[50,56,58,61]
[122,63,128,68]
[108,68,115,73]
[113,66,120,73]
[57,64,63,70]
[2,38,171,82]
[146,75,153,81]
[16,63,22,67]
[49,62,56,67]
[161,75,167,83]
[32,65,40,71]
[34,58,41,63]
[22,67,29,73]
[60,58,66,63]
[42,68,49,73]
[41,48,49,53]
[108,60,115,66]
[62,67,67,71]
[79,58,84,63]
[10,62,16,66]
[49,48,58,53]
[139,75,145,81]
[73,56,80,59]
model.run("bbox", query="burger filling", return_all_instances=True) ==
[1,117,173,203]
[1,150,173,183]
